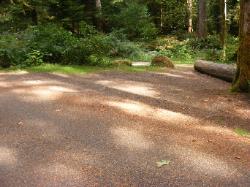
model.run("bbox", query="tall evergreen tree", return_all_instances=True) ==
[197,0,207,38]
[232,0,250,92]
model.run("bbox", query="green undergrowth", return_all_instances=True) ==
[0,63,164,74]
[234,128,250,138]
[115,65,164,72]
[0,64,104,74]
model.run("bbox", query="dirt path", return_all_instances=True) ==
[0,65,249,186]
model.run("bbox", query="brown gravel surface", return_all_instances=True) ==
[0,65,249,187]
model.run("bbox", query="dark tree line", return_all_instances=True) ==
[0,0,240,35]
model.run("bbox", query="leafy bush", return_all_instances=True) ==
[202,49,221,62]
[0,33,27,66]
[146,35,239,64]
[0,50,11,68]
[148,36,194,60]
[109,2,157,40]
[151,55,174,68]
[23,50,44,67]
[104,34,143,57]
[112,59,132,66]
[87,54,111,66]
[188,35,221,49]
[225,36,239,63]
[23,24,144,65]
[78,31,144,60]
[79,21,97,37]
[0,23,146,67]
[23,24,78,63]
[167,44,193,59]
[157,0,188,34]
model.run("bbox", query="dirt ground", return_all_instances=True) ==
[0,65,249,186]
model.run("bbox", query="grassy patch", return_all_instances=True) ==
[115,65,164,73]
[26,64,106,74]
[234,128,250,138]
[172,57,195,64]
[0,64,109,74]
[0,63,165,74]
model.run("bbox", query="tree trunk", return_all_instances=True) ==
[95,0,103,31]
[187,0,193,33]
[96,0,102,11]
[220,0,227,61]
[197,0,207,38]
[160,2,163,31]
[31,8,38,25]
[232,0,250,92]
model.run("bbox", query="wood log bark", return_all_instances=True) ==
[194,60,236,82]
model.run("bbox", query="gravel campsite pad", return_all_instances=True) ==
[0,65,249,186]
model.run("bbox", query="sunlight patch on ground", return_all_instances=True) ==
[37,161,100,185]
[0,82,9,88]
[180,71,196,76]
[51,73,70,78]
[234,108,250,120]
[96,80,159,98]
[111,127,153,150]
[12,85,77,100]
[29,88,60,100]
[0,147,17,167]
[46,86,76,92]
[107,100,196,124]
[54,150,95,164]
[176,64,194,68]
[17,119,64,142]
[39,163,81,180]
[41,127,61,141]
[155,108,194,122]
[31,85,76,99]
[22,80,49,86]
[0,71,28,75]
[108,101,145,114]
[154,72,184,78]
[26,120,48,128]
[107,100,245,138]
[175,147,238,178]
[196,124,235,135]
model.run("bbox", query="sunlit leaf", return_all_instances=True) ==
[156,160,170,167]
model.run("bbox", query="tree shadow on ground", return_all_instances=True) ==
[0,69,249,186]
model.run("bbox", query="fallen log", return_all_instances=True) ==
[194,60,236,82]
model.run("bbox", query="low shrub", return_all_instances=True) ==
[188,35,221,50]
[23,24,79,63]
[0,50,11,68]
[80,31,144,60]
[151,55,174,68]
[87,54,112,66]
[0,24,113,66]
[0,33,27,66]
[109,2,157,40]
[112,59,132,66]
[0,22,153,67]
[78,21,97,37]
[225,36,239,63]
[23,50,44,67]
